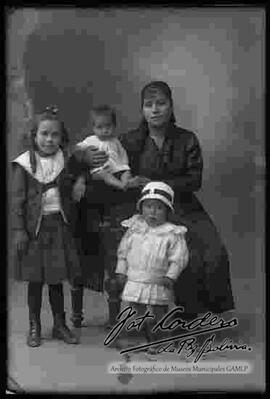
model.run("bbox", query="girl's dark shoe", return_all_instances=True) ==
[27,315,41,347]
[72,319,83,328]
[145,345,165,361]
[147,346,159,355]
[52,312,79,344]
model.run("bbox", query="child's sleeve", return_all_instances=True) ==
[71,136,97,164]
[75,136,97,149]
[115,228,133,275]
[66,152,88,181]
[165,230,189,281]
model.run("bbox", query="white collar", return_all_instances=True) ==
[121,214,187,236]
[13,149,64,183]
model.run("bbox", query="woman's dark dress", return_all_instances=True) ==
[71,123,234,314]
[119,123,234,314]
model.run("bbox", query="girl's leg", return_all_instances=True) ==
[130,303,148,344]
[27,282,43,347]
[146,305,169,355]
[103,202,135,329]
[49,283,79,344]
[111,302,148,351]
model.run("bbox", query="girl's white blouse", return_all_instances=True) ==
[116,214,189,305]
[38,154,62,214]
[13,150,65,216]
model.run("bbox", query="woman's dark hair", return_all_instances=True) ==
[91,104,117,127]
[139,81,176,130]
[28,105,69,173]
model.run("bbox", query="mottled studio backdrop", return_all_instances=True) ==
[7,8,265,316]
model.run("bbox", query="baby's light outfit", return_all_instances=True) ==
[76,135,130,175]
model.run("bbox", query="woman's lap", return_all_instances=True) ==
[172,208,234,314]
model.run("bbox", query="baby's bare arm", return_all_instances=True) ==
[93,169,127,190]
[120,170,131,185]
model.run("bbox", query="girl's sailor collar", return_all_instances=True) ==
[12,149,64,183]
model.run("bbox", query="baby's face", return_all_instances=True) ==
[92,115,115,141]
[142,199,167,227]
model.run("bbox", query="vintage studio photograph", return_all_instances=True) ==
[7,6,265,394]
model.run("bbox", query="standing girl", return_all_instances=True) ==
[11,106,81,347]
[115,181,189,356]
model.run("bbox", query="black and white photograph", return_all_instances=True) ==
[7,6,265,394]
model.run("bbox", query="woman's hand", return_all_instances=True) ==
[83,146,108,168]
[14,230,29,257]
[72,176,86,202]
[137,176,151,187]
[126,176,151,189]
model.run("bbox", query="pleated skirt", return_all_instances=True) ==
[14,213,82,285]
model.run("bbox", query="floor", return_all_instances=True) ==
[7,279,265,394]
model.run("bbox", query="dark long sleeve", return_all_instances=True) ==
[120,126,203,195]
[11,164,27,232]
[66,151,89,178]
[166,133,203,193]
[71,146,87,164]
[59,154,90,213]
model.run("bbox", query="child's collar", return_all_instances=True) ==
[12,149,64,183]
[121,214,187,236]
[36,148,61,158]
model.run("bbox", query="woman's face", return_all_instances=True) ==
[35,119,62,156]
[142,91,172,128]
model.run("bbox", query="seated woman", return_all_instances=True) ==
[71,80,234,328]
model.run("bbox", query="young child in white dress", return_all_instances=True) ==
[73,104,137,197]
[115,181,189,356]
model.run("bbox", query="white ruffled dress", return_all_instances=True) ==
[116,215,189,305]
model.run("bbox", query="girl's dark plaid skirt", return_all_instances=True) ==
[14,213,82,285]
